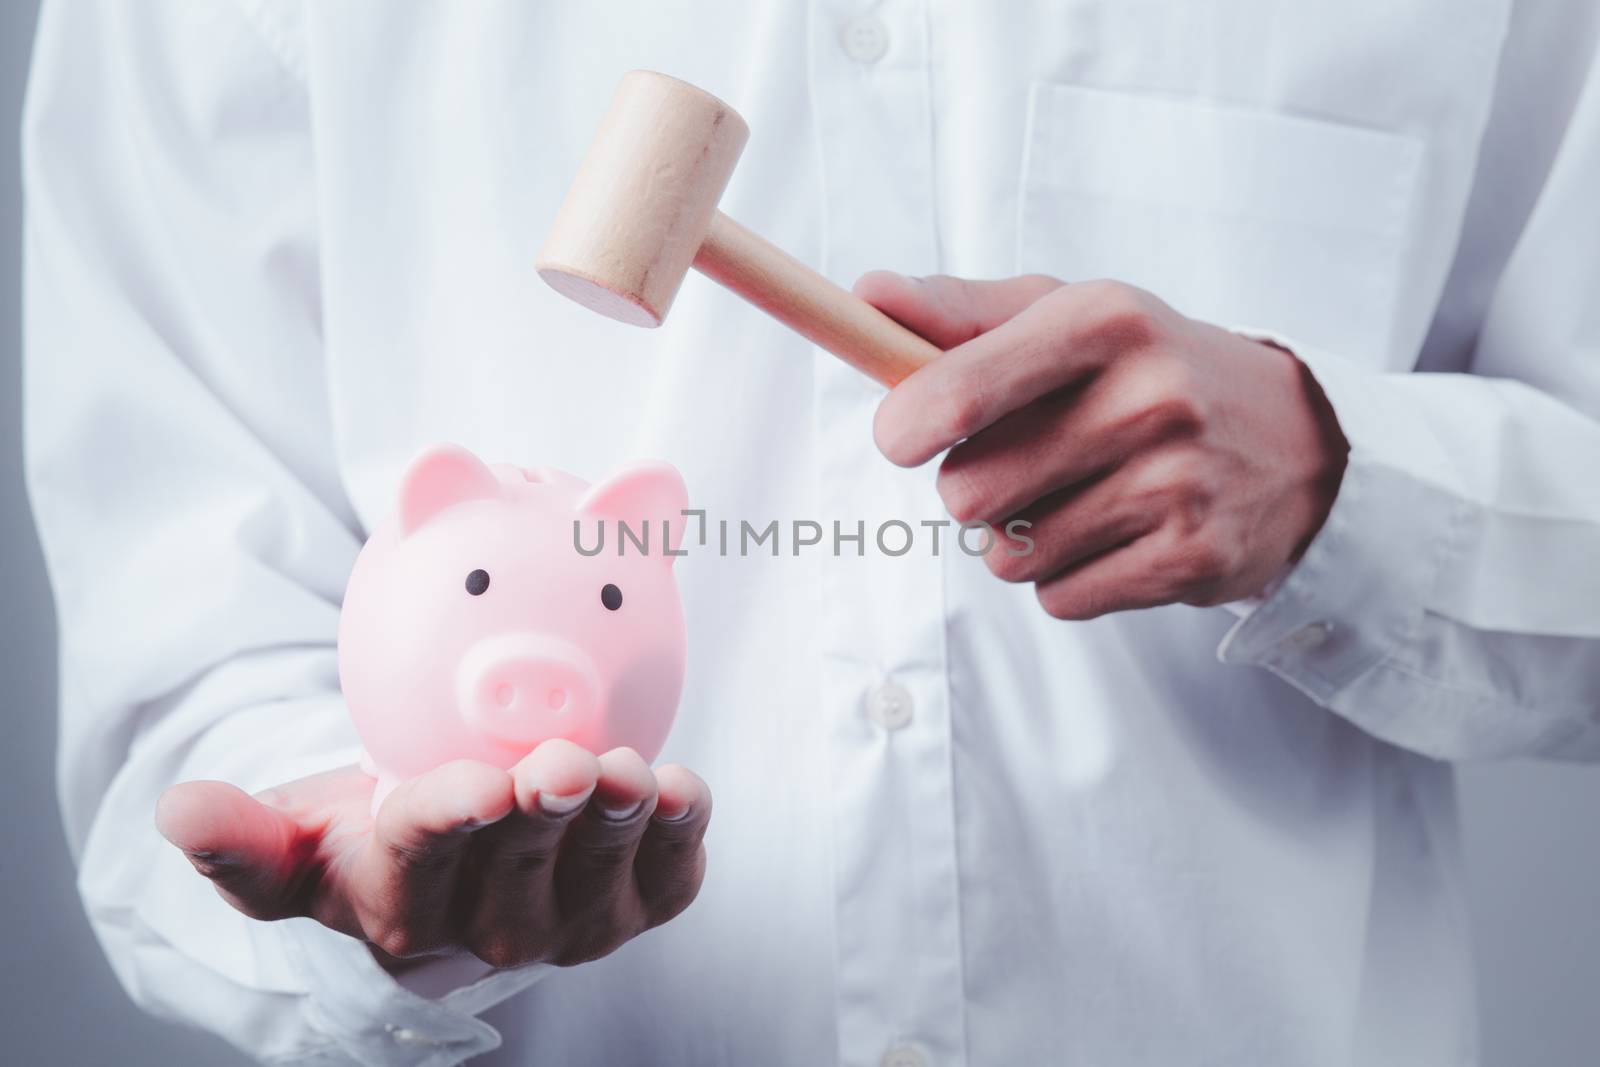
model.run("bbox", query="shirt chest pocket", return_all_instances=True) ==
[1017,82,1424,362]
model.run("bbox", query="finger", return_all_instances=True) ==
[156,780,307,921]
[937,363,1198,526]
[648,762,709,824]
[876,280,1164,467]
[985,462,1168,586]
[353,759,515,957]
[250,764,373,814]
[1033,529,1189,620]
[555,747,657,918]
[634,764,712,926]
[488,739,603,859]
[852,271,1064,350]
[463,740,600,967]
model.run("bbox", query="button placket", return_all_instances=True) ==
[809,1,967,1064]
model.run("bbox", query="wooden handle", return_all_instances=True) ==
[692,212,941,387]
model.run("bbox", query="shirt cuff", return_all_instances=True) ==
[277,919,551,1066]
[1215,330,1462,708]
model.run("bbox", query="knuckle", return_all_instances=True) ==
[645,848,708,927]
[1166,478,1215,536]
[1183,581,1233,609]
[1097,307,1158,353]
[1076,280,1160,349]
[1156,351,1202,401]
[936,462,988,524]
[1116,351,1196,414]
[550,944,604,968]
[985,542,1034,584]
[643,880,694,924]
[917,273,963,300]
[252,786,291,810]
[1139,383,1204,439]
[1171,534,1232,589]
[499,847,557,878]
[372,923,421,960]
[385,839,457,876]
[1071,278,1128,307]
[576,835,636,872]
[1042,572,1160,620]
[560,865,632,919]
[215,890,294,923]
[185,851,245,883]
[1158,397,1204,440]
[551,920,634,968]
[587,875,631,914]
[1037,582,1096,621]
[471,935,533,970]
[476,944,520,969]
[1136,453,1212,526]
[872,403,916,466]
[649,821,707,858]
[934,369,992,444]
[1108,385,1200,451]
[1176,491,1214,538]
[936,377,990,442]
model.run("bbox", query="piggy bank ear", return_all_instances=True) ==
[579,462,690,562]
[397,444,502,536]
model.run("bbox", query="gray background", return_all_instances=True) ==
[3,3,1598,1065]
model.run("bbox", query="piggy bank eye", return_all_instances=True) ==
[465,569,490,596]
[601,583,623,611]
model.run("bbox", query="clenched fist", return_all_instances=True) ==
[858,273,1348,619]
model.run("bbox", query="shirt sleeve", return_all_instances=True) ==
[1217,25,1600,762]
[23,2,545,1062]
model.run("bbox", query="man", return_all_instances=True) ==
[23,1,1600,1064]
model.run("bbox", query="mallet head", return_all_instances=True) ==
[537,70,750,327]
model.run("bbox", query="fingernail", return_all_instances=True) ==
[654,804,693,823]
[538,785,594,816]
[598,799,643,822]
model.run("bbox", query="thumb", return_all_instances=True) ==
[156,780,308,921]
[853,271,1064,350]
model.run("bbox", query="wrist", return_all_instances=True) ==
[1259,337,1350,560]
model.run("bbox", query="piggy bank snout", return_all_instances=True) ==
[457,634,600,746]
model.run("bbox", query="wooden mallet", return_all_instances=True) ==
[537,70,941,387]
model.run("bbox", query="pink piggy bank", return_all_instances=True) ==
[338,443,689,810]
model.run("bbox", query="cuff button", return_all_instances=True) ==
[1283,621,1332,652]
[387,1025,438,1048]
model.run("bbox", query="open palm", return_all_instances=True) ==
[156,740,711,968]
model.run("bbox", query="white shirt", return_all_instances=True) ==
[22,1,1600,1064]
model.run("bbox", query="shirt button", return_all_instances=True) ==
[881,1046,929,1067]
[840,15,890,63]
[1283,621,1332,651]
[868,681,914,731]
[389,1027,433,1047]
